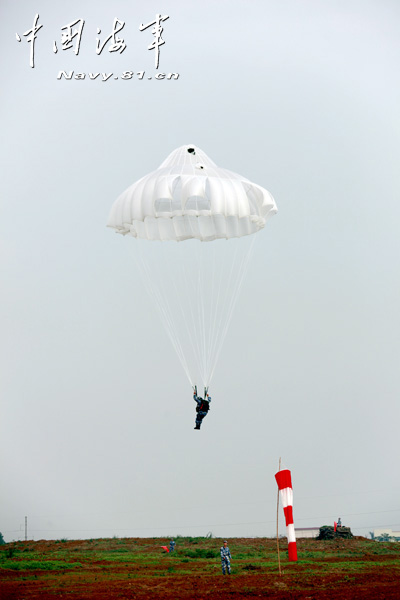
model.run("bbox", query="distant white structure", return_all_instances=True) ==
[373,528,400,541]
[295,527,319,538]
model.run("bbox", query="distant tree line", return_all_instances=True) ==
[370,531,399,542]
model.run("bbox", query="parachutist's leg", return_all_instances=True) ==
[194,411,207,430]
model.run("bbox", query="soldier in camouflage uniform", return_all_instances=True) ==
[220,540,231,574]
[169,539,175,553]
[193,386,211,430]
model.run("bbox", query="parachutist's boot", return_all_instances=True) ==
[194,424,201,430]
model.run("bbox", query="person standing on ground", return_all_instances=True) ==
[220,540,231,575]
[169,539,176,553]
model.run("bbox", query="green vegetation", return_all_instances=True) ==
[4,546,17,558]
[183,548,219,559]
[175,535,202,543]
[1,559,83,571]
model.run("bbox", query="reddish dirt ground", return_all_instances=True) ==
[1,537,399,599]
[3,571,400,600]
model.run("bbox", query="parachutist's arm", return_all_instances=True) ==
[193,385,199,402]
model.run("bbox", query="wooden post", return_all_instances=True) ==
[277,457,281,576]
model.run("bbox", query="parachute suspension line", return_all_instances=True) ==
[206,238,239,382]
[146,261,193,386]
[182,217,209,387]
[197,241,208,386]
[130,234,256,390]
[209,236,256,384]
[134,244,193,387]
[206,239,230,384]
[190,242,203,385]
[208,235,257,385]
[205,241,219,385]
[180,260,203,374]
[182,240,204,387]
[175,248,206,385]
[139,255,192,386]
[198,239,226,388]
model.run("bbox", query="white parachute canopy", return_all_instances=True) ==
[108,144,277,389]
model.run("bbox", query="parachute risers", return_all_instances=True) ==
[275,469,298,562]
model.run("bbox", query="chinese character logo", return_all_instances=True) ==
[16,13,171,70]
[139,14,169,69]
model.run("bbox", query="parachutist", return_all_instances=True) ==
[193,385,211,430]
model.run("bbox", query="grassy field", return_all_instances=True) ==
[0,536,399,599]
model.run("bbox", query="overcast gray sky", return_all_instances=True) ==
[1,0,399,543]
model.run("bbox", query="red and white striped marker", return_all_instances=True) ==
[275,468,298,562]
